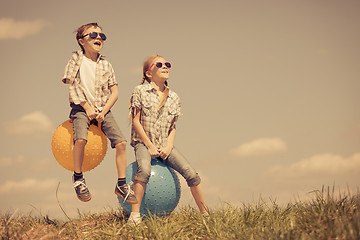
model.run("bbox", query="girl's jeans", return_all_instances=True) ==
[133,142,201,187]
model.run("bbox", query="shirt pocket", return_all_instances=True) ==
[141,100,152,117]
[166,105,178,123]
[100,72,110,90]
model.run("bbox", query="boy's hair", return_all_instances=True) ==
[74,22,102,52]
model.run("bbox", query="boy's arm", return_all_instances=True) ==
[96,84,118,122]
[62,52,78,84]
[80,102,98,120]
[132,108,159,158]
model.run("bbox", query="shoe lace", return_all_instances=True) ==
[73,180,87,190]
[121,181,135,203]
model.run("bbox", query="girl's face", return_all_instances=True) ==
[148,57,171,81]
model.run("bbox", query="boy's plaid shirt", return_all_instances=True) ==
[130,82,182,148]
[62,50,117,111]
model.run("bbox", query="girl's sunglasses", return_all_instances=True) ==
[148,62,172,71]
[81,32,107,41]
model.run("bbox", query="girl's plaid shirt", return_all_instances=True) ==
[130,82,182,148]
[61,50,117,111]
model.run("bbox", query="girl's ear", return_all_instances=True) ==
[145,71,152,79]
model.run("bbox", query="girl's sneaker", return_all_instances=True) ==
[72,177,91,202]
[127,212,142,227]
[115,182,138,204]
[201,211,210,218]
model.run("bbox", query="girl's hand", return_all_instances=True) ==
[148,145,160,159]
[158,145,173,160]
[96,111,105,123]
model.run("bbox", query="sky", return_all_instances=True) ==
[0,0,359,220]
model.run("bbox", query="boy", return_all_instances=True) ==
[61,23,137,204]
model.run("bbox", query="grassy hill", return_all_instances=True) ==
[1,186,360,239]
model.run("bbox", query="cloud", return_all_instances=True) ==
[266,153,360,178]
[0,155,25,167]
[130,66,142,75]
[0,18,50,40]
[1,111,54,137]
[228,137,288,158]
[0,178,58,194]
[251,152,360,204]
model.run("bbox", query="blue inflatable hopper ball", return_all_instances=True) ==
[118,158,181,217]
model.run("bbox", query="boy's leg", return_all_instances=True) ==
[73,139,86,173]
[115,141,127,179]
[166,147,207,213]
[114,141,137,204]
[101,111,137,204]
[71,108,91,202]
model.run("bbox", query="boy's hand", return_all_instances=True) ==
[86,108,98,120]
[96,111,105,123]
[158,145,173,160]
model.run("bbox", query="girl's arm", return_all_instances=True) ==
[158,128,176,160]
[132,108,159,158]
[96,84,118,122]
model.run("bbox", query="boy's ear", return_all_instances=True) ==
[78,38,85,46]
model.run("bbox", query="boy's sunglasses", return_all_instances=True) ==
[148,62,172,71]
[81,32,107,41]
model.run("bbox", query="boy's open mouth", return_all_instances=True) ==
[94,41,101,46]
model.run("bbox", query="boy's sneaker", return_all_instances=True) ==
[115,181,138,204]
[72,177,91,202]
[127,212,142,227]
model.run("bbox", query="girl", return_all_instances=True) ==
[128,55,208,225]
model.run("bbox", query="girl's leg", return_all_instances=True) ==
[190,184,207,214]
[129,143,151,224]
[166,147,208,213]
[132,180,146,212]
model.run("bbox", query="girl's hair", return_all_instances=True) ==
[129,54,169,121]
[74,22,102,52]
[141,54,162,84]
[141,54,169,87]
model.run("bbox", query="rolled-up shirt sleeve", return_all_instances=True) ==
[107,62,118,87]
[62,54,77,84]
[62,52,86,104]
[130,86,142,112]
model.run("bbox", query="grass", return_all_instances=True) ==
[1,186,360,239]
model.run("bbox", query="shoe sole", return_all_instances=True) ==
[77,194,92,202]
[115,190,138,204]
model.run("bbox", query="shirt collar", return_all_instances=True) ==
[74,50,105,62]
[144,81,170,92]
